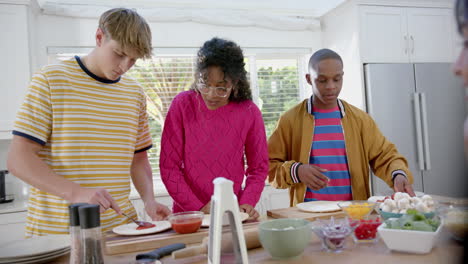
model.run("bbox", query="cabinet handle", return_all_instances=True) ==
[410,35,415,54]
[420,92,431,170]
[413,92,425,171]
[404,35,408,54]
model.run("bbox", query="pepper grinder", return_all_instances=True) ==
[78,204,104,264]
[68,203,88,264]
[208,177,248,264]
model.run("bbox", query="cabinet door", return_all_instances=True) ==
[0,4,30,138]
[360,6,409,63]
[407,8,454,62]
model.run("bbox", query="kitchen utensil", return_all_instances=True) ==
[135,243,186,264]
[378,219,443,254]
[337,200,376,220]
[201,212,249,227]
[0,235,70,264]
[0,170,14,204]
[267,206,345,221]
[296,201,341,213]
[208,177,248,264]
[259,218,311,259]
[172,228,260,259]
[311,217,353,253]
[167,211,204,234]
[378,208,435,220]
[122,212,155,228]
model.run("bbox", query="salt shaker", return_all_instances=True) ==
[68,203,88,264]
[78,204,104,264]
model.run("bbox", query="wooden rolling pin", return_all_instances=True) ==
[172,228,260,259]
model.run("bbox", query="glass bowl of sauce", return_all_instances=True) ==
[168,211,204,234]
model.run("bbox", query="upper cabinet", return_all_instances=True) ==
[0,3,32,139]
[360,5,454,63]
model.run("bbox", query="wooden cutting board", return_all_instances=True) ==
[105,221,259,255]
[267,206,345,221]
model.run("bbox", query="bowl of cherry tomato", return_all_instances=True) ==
[349,214,382,243]
[168,211,204,234]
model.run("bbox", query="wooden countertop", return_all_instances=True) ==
[52,195,467,263]
[53,228,464,264]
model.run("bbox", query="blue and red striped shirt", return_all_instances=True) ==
[304,106,353,201]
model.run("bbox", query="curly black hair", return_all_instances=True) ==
[191,37,252,102]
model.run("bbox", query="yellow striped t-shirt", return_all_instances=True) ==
[13,56,153,237]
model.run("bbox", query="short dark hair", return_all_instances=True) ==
[456,0,468,34]
[192,37,252,102]
[308,48,343,73]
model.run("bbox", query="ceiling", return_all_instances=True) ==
[36,0,348,18]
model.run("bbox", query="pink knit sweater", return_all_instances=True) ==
[160,90,269,212]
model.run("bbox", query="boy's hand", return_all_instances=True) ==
[71,187,121,213]
[297,164,329,190]
[393,174,415,197]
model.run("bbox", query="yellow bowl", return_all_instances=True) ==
[338,201,377,220]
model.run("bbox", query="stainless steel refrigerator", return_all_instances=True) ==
[364,63,467,197]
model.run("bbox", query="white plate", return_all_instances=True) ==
[0,248,70,264]
[112,220,171,236]
[296,201,341,213]
[0,235,70,260]
[201,212,249,227]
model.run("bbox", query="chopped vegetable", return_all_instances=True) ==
[384,209,440,232]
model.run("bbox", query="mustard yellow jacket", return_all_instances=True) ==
[268,97,413,206]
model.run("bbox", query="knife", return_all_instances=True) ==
[135,243,186,264]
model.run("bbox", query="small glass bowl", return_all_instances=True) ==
[349,214,382,243]
[438,205,468,241]
[338,201,377,220]
[311,217,353,253]
[167,211,204,234]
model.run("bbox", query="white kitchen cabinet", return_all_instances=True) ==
[0,3,31,139]
[360,5,454,63]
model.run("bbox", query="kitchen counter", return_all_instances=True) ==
[53,228,464,264]
[0,198,27,214]
[36,195,468,263]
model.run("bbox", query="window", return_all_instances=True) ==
[256,59,302,136]
[48,49,310,196]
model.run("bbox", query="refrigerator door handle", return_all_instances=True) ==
[410,35,415,54]
[404,35,408,54]
[413,92,425,171]
[420,92,431,170]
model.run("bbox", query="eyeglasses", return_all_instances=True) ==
[196,82,232,98]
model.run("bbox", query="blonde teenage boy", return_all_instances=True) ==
[7,8,170,237]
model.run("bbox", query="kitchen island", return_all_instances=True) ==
[53,228,464,264]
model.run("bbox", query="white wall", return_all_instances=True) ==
[33,14,322,70]
[321,0,366,110]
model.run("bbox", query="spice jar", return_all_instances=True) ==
[78,204,104,264]
[68,203,88,264]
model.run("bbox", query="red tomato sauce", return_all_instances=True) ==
[171,218,202,234]
[136,223,156,230]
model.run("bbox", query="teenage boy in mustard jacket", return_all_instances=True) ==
[268,48,415,206]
